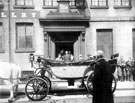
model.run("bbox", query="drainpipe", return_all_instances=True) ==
[8,0,12,63]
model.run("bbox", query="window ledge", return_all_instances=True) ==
[0,49,5,53]
[114,6,132,9]
[14,5,35,9]
[42,6,86,9]
[90,6,109,9]
[42,6,58,9]
[15,48,35,53]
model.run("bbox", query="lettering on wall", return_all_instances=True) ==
[0,11,40,19]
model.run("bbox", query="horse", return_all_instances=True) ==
[0,62,21,102]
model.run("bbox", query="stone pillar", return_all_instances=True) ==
[44,31,48,42]
[80,31,85,59]
[44,31,49,58]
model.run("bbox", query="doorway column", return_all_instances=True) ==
[80,31,85,59]
[44,31,48,58]
[74,31,85,61]
[44,32,55,59]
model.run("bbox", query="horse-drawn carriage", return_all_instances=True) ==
[25,54,117,101]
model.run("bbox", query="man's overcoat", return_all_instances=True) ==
[92,58,114,103]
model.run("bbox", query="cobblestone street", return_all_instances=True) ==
[0,81,135,103]
[1,92,135,103]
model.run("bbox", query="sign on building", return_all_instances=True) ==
[0,11,40,19]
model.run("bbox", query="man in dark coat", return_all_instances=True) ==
[92,50,114,103]
[63,51,71,62]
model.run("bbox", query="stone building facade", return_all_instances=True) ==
[0,0,135,71]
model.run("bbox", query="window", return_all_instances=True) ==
[70,0,75,6]
[43,0,58,7]
[15,0,33,6]
[0,23,4,52]
[43,0,85,7]
[0,0,3,4]
[16,23,34,52]
[114,0,131,7]
[97,29,113,59]
[75,0,85,7]
[91,0,107,6]
[0,0,4,9]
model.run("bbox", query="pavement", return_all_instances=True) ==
[0,81,135,103]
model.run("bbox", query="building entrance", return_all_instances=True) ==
[49,32,79,59]
[45,31,85,61]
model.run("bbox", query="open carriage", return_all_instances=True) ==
[25,54,117,101]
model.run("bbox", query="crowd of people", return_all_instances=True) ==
[55,50,135,82]
[55,50,96,62]
[116,56,135,82]
[55,50,74,62]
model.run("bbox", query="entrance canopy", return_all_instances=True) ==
[43,26,85,32]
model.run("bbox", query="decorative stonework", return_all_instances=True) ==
[45,0,90,21]
[81,31,85,41]
[44,31,48,42]
[58,0,70,13]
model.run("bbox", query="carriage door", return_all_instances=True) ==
[97,29,113,60]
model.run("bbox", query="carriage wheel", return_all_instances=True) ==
[86,72,117,95]
[112,74,117,93]
[34,68,51,90]
[86,72,94,94]
[25,77,49,101]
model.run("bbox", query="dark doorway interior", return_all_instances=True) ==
[49,32,79,58]
[55,42,74,57]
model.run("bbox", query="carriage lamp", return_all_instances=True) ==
[29,53,34,67]
[29,53,34,62]
[111,53,119,59]
[37,56,41,63]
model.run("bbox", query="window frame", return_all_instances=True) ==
[132,29,135,59]
[90,0,109,9]
[0,23,4,53]
[15,23,35,53]
[43,0,58,9]
[114,0,132,9]
[96,29,113,60]
[74,0,85,8]
[14,0,35,9]
[0,0,4,9]
[42,0,86,9]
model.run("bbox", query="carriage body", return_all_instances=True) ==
[25,55,117,101]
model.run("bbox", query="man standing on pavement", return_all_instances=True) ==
[92,50,114,103]
[117,56,126,81]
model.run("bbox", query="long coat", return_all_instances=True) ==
[117,58,126,77]
[92,58,114,103]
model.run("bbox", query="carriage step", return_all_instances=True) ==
[50,85,87,93]
[51,79,67,82]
